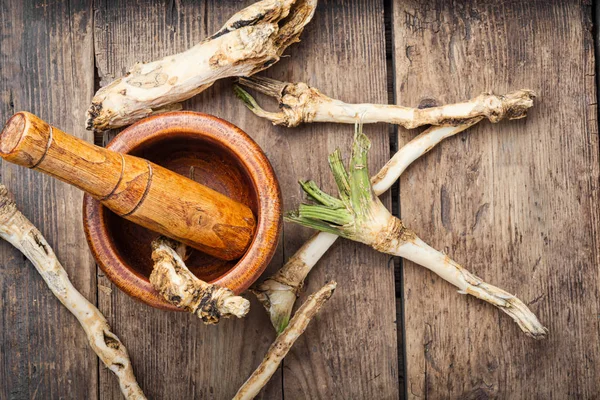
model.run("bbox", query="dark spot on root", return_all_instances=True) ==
[86,102,102,130]
[438,118,465,126]
[103,331,121,349]
[252,289,271,309]
[262,58,277,69]
[230,16,264,30]
[31,232,49,255]
[196,286,221,324]
[209,14,265,40]
[112,362,125,371]
[170,295,181,303]
[281,84,295,97]
[418,98,439,109]
[505,107,527,119]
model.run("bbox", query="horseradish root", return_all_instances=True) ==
[371,118,482,193]
[86,0,317,131]
[234,281,337,400]
[253,94,534,333]
[252,120,486,332]
[251,232,337,333]
[235,75,535,128]
[150,236,249,324]
[0,184,145,399]
[286,124,547,339]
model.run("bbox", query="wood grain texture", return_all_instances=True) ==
[94,1,397,398]
[0,0,97,398]
[392,1,600,398]
[272,1,399,398]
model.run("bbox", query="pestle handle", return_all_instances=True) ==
[0,112,256,261]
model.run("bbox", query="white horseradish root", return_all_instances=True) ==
[87,0,317,131]
[251,232,336,333]
[235,75,535,128]
[252,118,491,333]
[285,123,547,339]
[0,184,145,399]
[150,236,249,324]
[234,281,337,400]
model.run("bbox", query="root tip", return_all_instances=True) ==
[500,89,536,120]
[222,296,251,318]
[527,326,549,340]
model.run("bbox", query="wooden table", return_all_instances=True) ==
[1,1,598,398]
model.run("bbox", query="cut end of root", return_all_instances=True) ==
[487,89,536,122]
[310,281,337,304]
[0,184,19,225]
[503,89,536,120]
[150,236,250,324]
[85,102,104,131]
[221,295,251,318]
[272,0,318,51]
[251,279,297,333]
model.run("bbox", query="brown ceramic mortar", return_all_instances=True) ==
[83,112,281,311]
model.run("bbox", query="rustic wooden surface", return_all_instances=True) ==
[0,0,599,399]
[270,1,398,398]
[393,0,600,398]
[0,0,97,398]
[93,0,397,398]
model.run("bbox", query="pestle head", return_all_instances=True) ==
[0,112,26,154]
[0,112,52,168]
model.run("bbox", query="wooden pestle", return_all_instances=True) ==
[0,112,256,261]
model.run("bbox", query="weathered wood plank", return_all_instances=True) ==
[276,1,398,398]
[0,0,97,398]
[94,1,397,398]
[392,0,600,398]
[93,1,284,398]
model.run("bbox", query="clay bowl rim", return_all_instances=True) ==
[83,111,282,311]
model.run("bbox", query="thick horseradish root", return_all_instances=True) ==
[0,184,146,399]
[234,75,535,128]
[234,281,337,399]
[150,236,249,324]
[87,0,317,131]
[286,123,547,339]
[252,117,489,333]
